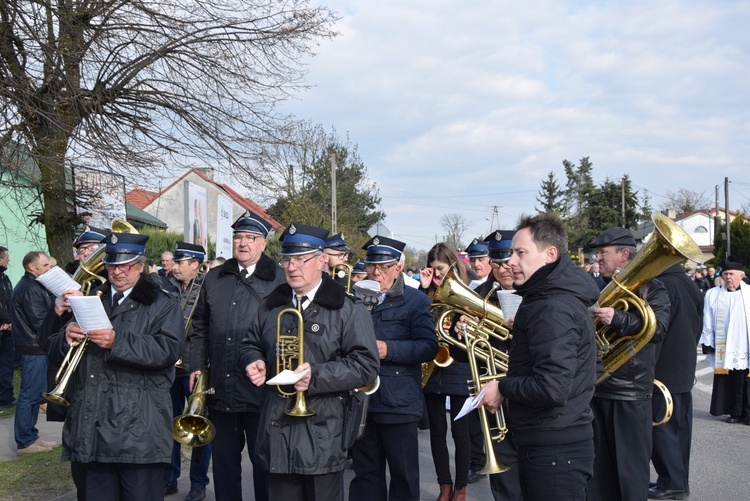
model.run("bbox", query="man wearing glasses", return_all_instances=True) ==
[189,211,285,501]
[240,223,379,500]
[47,232,183,499]
[323,233,350,288]
[587,227,670,501]
[349,235,438,501]
[65,226,109,276]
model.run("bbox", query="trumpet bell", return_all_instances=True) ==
[173,414,216,446]
[357,376,380,395]
[42,389,70,407]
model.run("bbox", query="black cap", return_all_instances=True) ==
[102,233,150,265]
[465,238,489,258]
[325,233,350,252]
[280,223,329,256]
[231,211,271,237]
[484,230,516,262]
[362,235,406,264]
[588,227,636,249]
[723,255,743,271]
[173,242,206,262]
[73,226,110,248]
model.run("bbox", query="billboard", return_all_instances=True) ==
[184,182,208,249]
[216,194,234,258]
[73,166,127,227]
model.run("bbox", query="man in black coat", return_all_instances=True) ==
[649,263,703,500]
[587,227,671,501]
[189,211,285,501]
[0,246,16,409]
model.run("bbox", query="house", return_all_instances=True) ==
[126,168,282,257]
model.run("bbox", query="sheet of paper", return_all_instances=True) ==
[266,368,310,386]
[68,295,112,332]
[454,386,487,421]
[36,266,81,298]
[497,289,522,320]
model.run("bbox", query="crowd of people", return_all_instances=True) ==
[0,209,748,501]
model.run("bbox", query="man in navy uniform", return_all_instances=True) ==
[323,232,350,288]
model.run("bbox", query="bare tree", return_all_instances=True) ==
[0,0,337,262]
[440,213,470,250]
[659,188,711,214]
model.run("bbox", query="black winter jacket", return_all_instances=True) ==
[238,275,380,474]
[190,254,285,412]
[654,264,703,393]
[498,255,599,447]
[47,275,184,463]
[369,274,438,419]
[11,271,54,355]
[595,276,670,400]
[0,266,12,325]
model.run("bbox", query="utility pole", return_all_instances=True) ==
[714,185,720,252]
[621,177,626,226]
[488,206,501,233]
[725,177,730,257]
[330,152,337,233]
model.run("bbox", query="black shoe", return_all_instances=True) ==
[649,481,658,489]
[648,487,688,500]
[164,484,178,496]
[744,418,750,426]
[185,487,206,501]
[726,415,742,423]
[467,469,486,484]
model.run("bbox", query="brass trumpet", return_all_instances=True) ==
[332,262,352,292]
[173,371,216,446]
[276,303,314,417]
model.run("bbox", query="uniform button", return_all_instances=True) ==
[226,374,230,377]
[228,337,231,341]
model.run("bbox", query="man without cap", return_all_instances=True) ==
[700,257,750,425]
[240,223,379,500]
[0,246,15,411]
[586,226,671,501]
[189,211,285,501]
[479,213,599,501]
[470,230,523,501]
[164,242,212,501]
[648,263,703,500]
[349,235,438,501]
[11,251,56,455]
[47,232,184,500]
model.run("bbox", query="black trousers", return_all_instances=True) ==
[652,391,692,492]
[210,408,267,501]
[349,418,420,501]
[424,393,470,488]
[71,461,164,501]
[588,397,652,501]
[267,471,343,501]
[488,431,522,501]
[517,439,594,501]
[468,408,485,471]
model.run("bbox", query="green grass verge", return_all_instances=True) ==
[0,447,73,500]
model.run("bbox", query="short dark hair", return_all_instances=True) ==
[0,246,7,259]
[22,251,46,270]
[516,212,569,256]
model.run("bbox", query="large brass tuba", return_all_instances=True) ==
[428,265,511,474]
[595,212,702,385]
[44,218,138,406]
[173,371,216,446]
[276,302,314,417]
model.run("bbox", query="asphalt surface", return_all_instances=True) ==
[1,353,747,500]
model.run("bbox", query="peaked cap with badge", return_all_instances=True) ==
[280,223,329,256]
[325,233,350,252]
[484,229,516,262]
[73,226,110,248]
[102,233,150,265]
[465,238,489,259]
[231,210,271,237]
[362,235,406,264]
[173,242,206,262]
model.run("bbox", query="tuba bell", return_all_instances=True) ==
[44,218,139,406]
[173,371,216,446]
[595,212,703,384]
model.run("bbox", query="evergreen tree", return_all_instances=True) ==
[713,213,750,272]
[535,171,565,214]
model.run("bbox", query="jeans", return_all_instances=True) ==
[0,331,16,405]
[517,439,594,501]
[164,377,212,489]
[14,353,47,448]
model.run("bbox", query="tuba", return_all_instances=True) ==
[276,302,314,417]
[595,212,703,384]
[44,218,139,406]
[428,264,511,474]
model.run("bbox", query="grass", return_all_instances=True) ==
[0,369,73,500]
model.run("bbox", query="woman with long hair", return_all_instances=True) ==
[419,242,472,501]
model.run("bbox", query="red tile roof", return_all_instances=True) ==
[126,189,159,209]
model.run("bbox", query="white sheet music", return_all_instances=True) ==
[266,369,310,386]
[35,266,81,298]
[68,295,112,331]
[455,386,487,421]
[497,289,522,320]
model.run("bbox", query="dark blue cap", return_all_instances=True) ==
[588,227,636,249]
[485,230,515,262]
[465,238,489,258]
[231,211,270,237]
[280,223,329,256]
[362,235,405,264]
[173,242,206,262]
[325,233,350,252]
[103,233,149,265]
[352,260,367,275]
[73,226,110,248]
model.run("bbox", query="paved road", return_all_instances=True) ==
[2,353,748,500]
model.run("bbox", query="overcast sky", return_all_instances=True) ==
[276,0,750,251]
